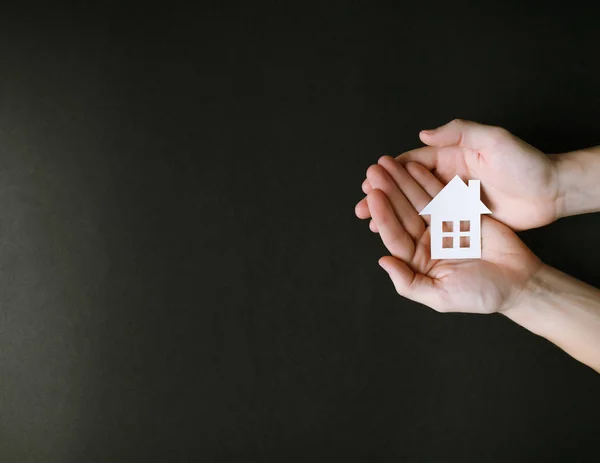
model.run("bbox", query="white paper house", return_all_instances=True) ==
[419,175,491,259]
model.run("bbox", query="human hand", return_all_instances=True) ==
[367,161,541,313]
[357,119,559,232]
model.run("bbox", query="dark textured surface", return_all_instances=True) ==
[1,4,600,462]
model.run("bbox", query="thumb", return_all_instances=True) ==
[378,256,442,311]
[419,119,508,151]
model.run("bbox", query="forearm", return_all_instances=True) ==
[552,146,600,218]
[503,264,600,372]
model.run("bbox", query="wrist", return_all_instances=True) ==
[549,147,600,220]
[549,152,570,221]
[501,263,574,342]
[501,263,552,329]
[501,262,600,372]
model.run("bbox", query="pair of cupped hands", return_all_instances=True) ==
[356,119,559,314]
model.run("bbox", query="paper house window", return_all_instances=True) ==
[419,176,491,259]
[441,220,472,249]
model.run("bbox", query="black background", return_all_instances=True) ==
[1,3,600,462]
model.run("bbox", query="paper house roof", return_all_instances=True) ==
[419,175,491,217]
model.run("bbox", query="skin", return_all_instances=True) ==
[356,119,560,232]
[359,119,600,372]
[367,162,541,314]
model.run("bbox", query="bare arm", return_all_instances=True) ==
[553,146,600,218]
[503,264,600,373]
[505,146,600,371]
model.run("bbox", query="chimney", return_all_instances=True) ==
[468,179,480,201]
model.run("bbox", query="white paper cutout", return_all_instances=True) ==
[419,175,491,259]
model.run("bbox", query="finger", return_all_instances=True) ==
[378,256,415,292]
[355,197,371,219]
[357,171,377,220]
[377,156,433,213]
[369,219,378,233]
[378,256,440,309]
[360,146,441,220]
[367,189,414,261]
[366,165,425,240]
[419,119,509,151]
[394,145,439,170]
[404,162,444,198]
[359,146,444,221]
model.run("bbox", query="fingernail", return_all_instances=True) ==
[421,129,435,135]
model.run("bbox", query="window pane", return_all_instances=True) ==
[460,221,470,232]
[442,221,453,232]
[460,236,470,248]
[442,236,453,248]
